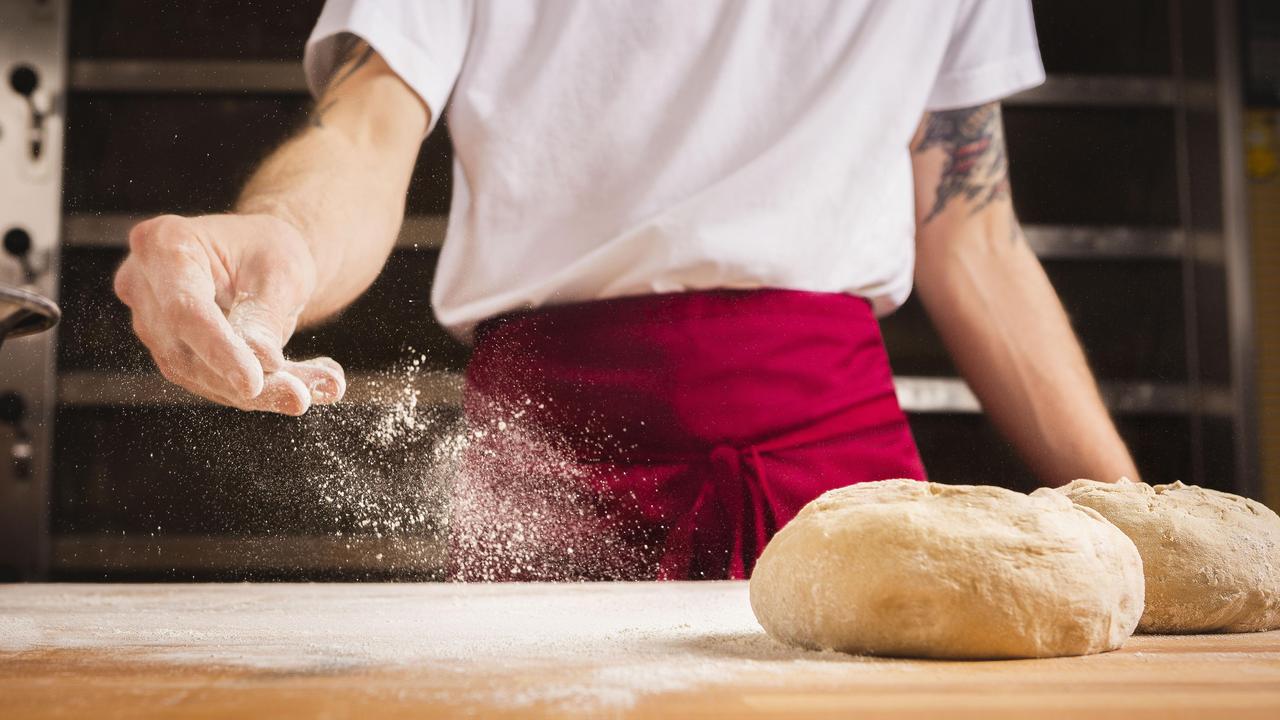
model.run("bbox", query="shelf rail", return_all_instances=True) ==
[65,213,1207,261]
[68,62,1204,108]
[58,370,1232,417]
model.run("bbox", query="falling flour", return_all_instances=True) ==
[202,351,648,581]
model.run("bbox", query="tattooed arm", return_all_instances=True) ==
[115,41,429,414]
[909,102,1139,486]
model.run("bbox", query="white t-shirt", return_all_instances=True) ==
[305,1,1044,339]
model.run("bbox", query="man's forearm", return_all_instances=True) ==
[910,102,1139,486]
[916,222,1140,486]
[236,47,427,325]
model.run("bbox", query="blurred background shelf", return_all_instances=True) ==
[68,59,1205,108]
[63,212,450,250]
[51,533,444,579]
[56,370,1234,418]
[891,376,1234,417]
[69,59,309,93]
[64,212,1199,260]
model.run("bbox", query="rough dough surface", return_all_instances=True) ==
[1058,478,1280,634]
[750,479,1144,659]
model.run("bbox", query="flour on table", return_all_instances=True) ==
[0,582,890,713]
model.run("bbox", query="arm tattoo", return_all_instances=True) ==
[914,103,1010,224]
[329,45,375,91]
[309,37,375,129]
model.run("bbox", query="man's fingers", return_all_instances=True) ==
[198,371,313,416]
[135,231,268,400]
[186,353,342,413]
[133,295,267,403]
[228,242,313,374]
[175,306,265,400]
[227,295,292,373]
[150,342,244,408]
[284,357,347,405]
[255,371,313,415]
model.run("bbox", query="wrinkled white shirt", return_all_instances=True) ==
[307,0,1044,338]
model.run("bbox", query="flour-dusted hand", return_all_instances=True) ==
[117,42,427,414]
[114,213,346,415]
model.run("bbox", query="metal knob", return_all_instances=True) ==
[9,65,37,97]
[8,64,44,160]
[3,227,37,284]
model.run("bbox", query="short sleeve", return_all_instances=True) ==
[304,0,473,133]
[925,0,1046,111]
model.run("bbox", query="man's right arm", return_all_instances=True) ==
[115,41,429,414]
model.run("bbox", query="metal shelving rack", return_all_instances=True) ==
[0,0,1258,579]
[55,210,1237,420]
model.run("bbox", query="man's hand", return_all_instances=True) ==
[114,40,427,415]
[115,213,346,415]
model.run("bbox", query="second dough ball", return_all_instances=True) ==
[750,479,1145,659]
[1058,478,1280,633]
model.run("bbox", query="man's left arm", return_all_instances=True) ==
[909,101,1139,487]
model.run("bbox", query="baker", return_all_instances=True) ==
[114,0,1140,580]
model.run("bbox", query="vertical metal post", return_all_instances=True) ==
[1169,0,1207,488]
[0,0,67,579]
[1215,0,1260,498]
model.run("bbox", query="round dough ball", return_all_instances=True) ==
[1058,478,1280,633]
[750,479,1144,659]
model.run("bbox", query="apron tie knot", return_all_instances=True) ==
[656,442,774,579]
[708,444,741,478]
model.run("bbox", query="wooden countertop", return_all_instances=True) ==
[2,582,1278,719]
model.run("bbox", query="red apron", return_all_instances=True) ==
[451,288,926,581]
